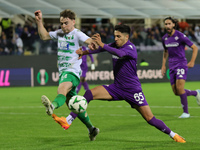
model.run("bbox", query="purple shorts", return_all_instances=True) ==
[169,66,188,85]
[103,84,148,108]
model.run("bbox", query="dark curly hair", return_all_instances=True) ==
[114,24,130,35]
[164,16,178,29]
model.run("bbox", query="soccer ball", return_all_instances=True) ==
[68,95,88,114]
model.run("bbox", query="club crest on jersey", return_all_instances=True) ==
[175,36,179,40]
[165,37,168,40]
[65,35,74,40]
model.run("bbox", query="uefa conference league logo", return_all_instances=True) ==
[37,69,49,85]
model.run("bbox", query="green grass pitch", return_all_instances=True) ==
[0,81,200,150]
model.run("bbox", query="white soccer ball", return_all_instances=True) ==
[68,95,88,114]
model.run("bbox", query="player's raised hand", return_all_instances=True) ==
[92,33,104,48]
[34,10,43,22]
[88,42,98,50]
[76,47,83,59]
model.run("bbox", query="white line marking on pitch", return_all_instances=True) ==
[0,105,200,109]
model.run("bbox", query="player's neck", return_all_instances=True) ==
[66,27,75,34]
[168,29,175,37]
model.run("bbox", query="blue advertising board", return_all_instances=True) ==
[0,68,32,87]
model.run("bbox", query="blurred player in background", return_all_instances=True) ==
[53,24,186,143]
[76,46,95,94]
[161,17,200,119]
[34,9,99,140]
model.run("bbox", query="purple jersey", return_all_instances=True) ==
[81,46,94,77]
[162,30,193,69]
[89,40,142,92]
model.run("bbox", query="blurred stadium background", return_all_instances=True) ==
[1,1,200,149]
[0,0,200,87]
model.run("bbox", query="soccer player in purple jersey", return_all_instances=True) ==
[76,46,95,94]
[161,17,200,119]
[53,24,186,143]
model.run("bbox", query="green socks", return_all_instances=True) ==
[78,111,93,128]
[52,94,66,109]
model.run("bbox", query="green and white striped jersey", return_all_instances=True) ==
[49,28,90,78]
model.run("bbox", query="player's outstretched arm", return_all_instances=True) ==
[92,33,128,58]
[76,48,90,59]
[34,10,51,40]
[84,38,99,50]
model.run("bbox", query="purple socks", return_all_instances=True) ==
[83,90,93,103]
[185,89,197,96]
[148,116,171,134]
[180,93,188,113]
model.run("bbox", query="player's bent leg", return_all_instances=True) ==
[184,89,197,96]
[175,79,190,117]
[148,116,171,134]
[52,94,67,109]
[62,86,110,140]
[84,86,113,103]
[171,84,178,96]
[134,105,154,122]
[135,105,170,133]
[91,85,113,100]
[135,105,186,143]
[41,95,54,115]
[148,116,186,143]
[179,93,190,118]
[77,111,100,141]
[77,111,93,128]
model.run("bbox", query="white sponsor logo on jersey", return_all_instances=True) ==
[165,42,179,47]
[60,41,69,49]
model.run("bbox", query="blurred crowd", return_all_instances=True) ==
[0,18,200,56]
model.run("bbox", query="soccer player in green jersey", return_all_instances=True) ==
[34,9,99,141]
